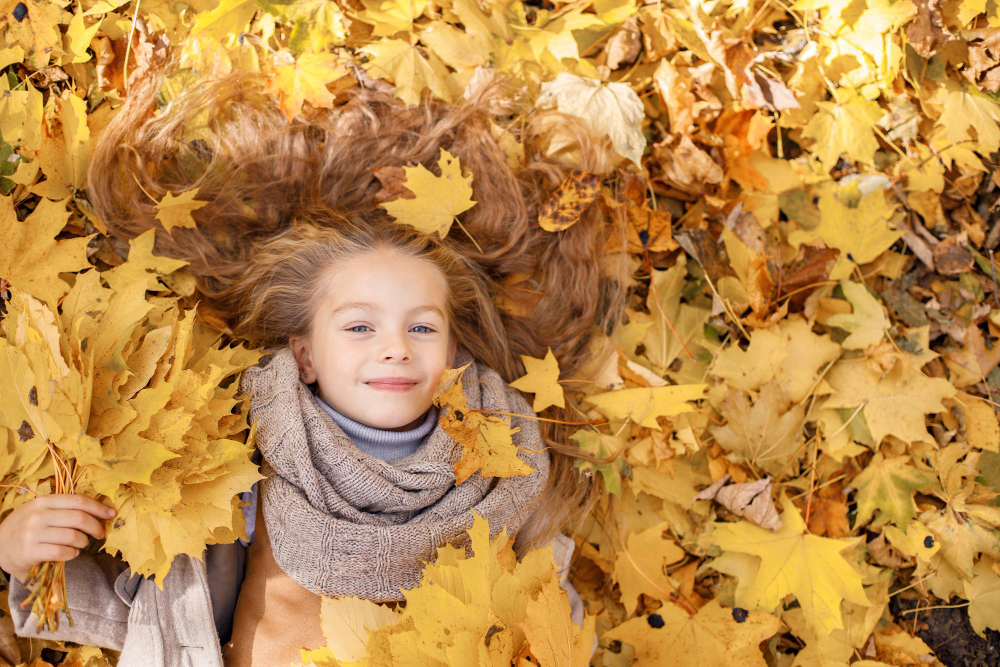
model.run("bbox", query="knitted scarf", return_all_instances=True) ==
[237,345,551,601]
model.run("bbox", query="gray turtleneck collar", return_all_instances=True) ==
[314,394,438,461]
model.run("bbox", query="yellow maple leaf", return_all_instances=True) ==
[852,453,936,528]
[433,361,536,484]
[29,91,95,201]
[0,196,94,310]
[0,0,63,68]
[358,0,429,37]
[801,87,883,172]
[964,558,1000,637]
[454,409,535,484]
[709,493,870,637]
[884,520,941,563]
[787,184,902,280]
[826,280,891,350]
[64,10,103,64]
[639,254,712,374]
[509,348,565,412]
[264,50,347,121]
[928,79,1000,155]
[379,148,477,238]
[711,381,805,477]
[191,0,258,42]
[304,596,401,664]
[603,599,783,666]
[774,316,842,404]
[519,572,597,667]
[823,354,956,446]
[0,75,29,146]
[101,228,189,294]
[569,429,626,497]
[257,0,348,54]
[584,384,707,430]
[535,72,646,168]
[709,328,786,392]
[155,188,210,234]
[0,44,24,69]
[359,36,452,106]
[612,520,686,615]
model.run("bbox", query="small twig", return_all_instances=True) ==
[788,472,847,501]
[889,575,932,598]
[898,601,970,615]
[122,0,143,93]
[989,249,999,306]
[466,408,607,426]
[777,280,839,304]
[803,437,820,528]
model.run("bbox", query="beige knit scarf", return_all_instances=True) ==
[238,345,551,601]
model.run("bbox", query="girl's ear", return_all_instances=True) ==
[289,335,317,383]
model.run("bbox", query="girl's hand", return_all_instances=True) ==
[0,494,116,583]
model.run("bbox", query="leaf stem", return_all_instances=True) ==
[453,216,483,254]
[0,483,37,497]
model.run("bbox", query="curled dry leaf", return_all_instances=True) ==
[693,473,782,531]
[537,169,601,232]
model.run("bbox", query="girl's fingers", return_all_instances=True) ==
[45,509,105,540]
[36,543,80,562]
[38,494,116,520]
[40,526,91,549]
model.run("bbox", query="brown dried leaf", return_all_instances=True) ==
[538,169,601,232]
[693,473,782,531]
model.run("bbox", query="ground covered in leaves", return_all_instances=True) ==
[3,0,1000,665]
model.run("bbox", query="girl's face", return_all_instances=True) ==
[289,247,457,431]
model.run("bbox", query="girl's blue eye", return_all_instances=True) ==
[347,325,435,333]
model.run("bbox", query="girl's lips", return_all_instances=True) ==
[365,381,418,392]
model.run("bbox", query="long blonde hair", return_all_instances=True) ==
[87,63,631,552]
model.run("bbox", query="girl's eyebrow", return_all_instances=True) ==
[332,302,445,317]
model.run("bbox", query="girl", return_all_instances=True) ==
[1,61,629,665]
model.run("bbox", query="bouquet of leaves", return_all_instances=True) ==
[0,200,263,632]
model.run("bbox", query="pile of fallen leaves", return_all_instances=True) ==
[4,0,1000,664]
[0,217,263,644]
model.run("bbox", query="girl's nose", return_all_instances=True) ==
[380,334,412,361]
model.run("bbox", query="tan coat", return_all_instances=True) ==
[223,499,400,666]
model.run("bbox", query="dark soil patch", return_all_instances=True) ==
[891,596,1000,666]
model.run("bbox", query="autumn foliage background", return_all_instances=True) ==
[3,0,1000,664]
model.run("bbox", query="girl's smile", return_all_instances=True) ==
[365,376,420,392]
